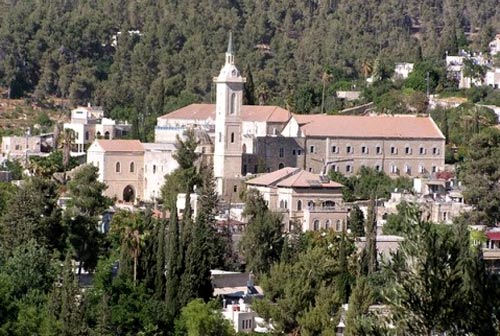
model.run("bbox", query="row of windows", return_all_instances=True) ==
[218,132,236,143]
[279,148,303,158]
[316,145,441,155]
[114,162,165,174]
[280,200,337,211]
[329,163,438,174]
[312,219,343,231]
[115,162,135,173]
[241,319,253,330]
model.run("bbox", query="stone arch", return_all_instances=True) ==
[104,131,110,139]
[123,185,135,203]
[230,93,236,114]
[325,219,331,229]
[278,163,284,169]
[323,200,335,208]
[313,219,320,231]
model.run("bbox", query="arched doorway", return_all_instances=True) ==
[104,131,110,139]
[123,185,135,202]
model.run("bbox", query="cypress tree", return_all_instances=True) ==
[348,205,365,237]
[360,198,377,276]
[179,166,217,305]
[366,198,378,275]
[165,201,181,317]
[59,253,86,335]
[154,218,166,299]
[337,232,351,304]
[243,64,256,105]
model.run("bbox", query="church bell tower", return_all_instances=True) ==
[213,32,246,200]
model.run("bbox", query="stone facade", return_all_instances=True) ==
[87,140,144,202]
[246,168,348,232]
[143,143,178,202]
[1,135,41,160]
[304,136,445,176]
[64,105,130,153]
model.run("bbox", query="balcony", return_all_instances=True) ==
[482,248,500,260]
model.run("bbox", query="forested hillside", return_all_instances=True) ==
[0,0,499,139]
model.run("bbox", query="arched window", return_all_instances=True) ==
[242,144,247,153]
[278,163,284,169]
[231,132,235,143]
[297,200,302,211]
[104,131,110,139]
[284,200,288,209]
[115,162,121,173]
[153,165,157,174]
[219,133,222,142]
[324,200,335,208]
[85,131,89,141]
[130,162,135,173]
[230,93,236,114]
[308,200,314,209]
[280,200,284,209]
[313,219,320,231]
[336,220,341,231]
[325,220,331,229]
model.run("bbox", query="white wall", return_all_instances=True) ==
[143,147,178,201]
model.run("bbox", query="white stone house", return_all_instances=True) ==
[64,105,131,153]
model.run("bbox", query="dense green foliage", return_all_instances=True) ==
[381,210,498,335]
[461,127,500,226]
[254,230,355,335]
[0,0,499,139]
[329,166,412,202]
[239,189,284,274]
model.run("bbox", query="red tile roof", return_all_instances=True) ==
[277,170,343,188]
[246,167,343,189]
[95,139,144,152]
[158,103,291,123]
[245,167,299,186]
[299,114,445,139]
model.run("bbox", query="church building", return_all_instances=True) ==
[88,33,446,206]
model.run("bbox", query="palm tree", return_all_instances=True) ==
[112,211,149,284]
[360,59,374,79]
[59,128,75,182]
[257,83,270,105]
